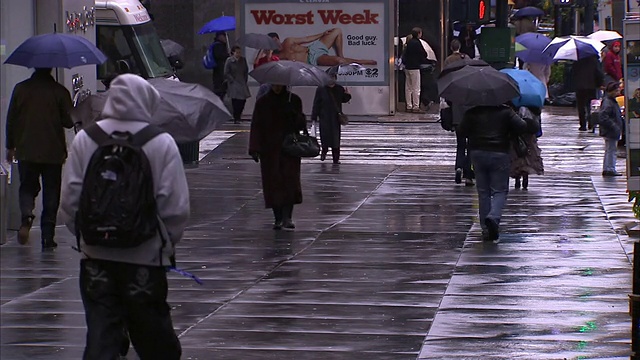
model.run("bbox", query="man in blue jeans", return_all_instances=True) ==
[457,104,538,242]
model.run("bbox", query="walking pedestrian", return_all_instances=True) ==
[210,31,229,99]
[457,104,538,242]
[311,74,351,164]
[60,74,189,360]
[457,24,477,59]
[224,45,251,124]
[603,41,623,84]
[402,27,430,113]
[443,39,468,67]
[572,55,604,131]
[5,67,74,249]
[598,81,625,176]
[249,84,307,230]
[510,106,544,189]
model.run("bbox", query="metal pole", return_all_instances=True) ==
[632,241,640,359]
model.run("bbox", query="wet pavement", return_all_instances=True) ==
[0,106,637,359]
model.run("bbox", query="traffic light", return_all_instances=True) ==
[449,0,491,23]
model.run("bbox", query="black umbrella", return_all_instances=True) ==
[438,58,489,79]
[437,65,520,107]
[249,60,331,86]
[160,39,184,58]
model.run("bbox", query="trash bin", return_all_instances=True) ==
[177,141,200,167]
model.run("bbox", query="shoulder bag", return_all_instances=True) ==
[282,112,320,158]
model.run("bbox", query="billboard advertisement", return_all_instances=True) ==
[240,0,390,86]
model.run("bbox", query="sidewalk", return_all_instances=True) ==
[0,106,637,359]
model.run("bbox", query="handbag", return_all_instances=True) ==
[328,89,349,125]
[512,134,529,158]
[282,132,320,158]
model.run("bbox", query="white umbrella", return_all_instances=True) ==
[396,37,437,61]
[586,30,622,42]
[543,36,605,61]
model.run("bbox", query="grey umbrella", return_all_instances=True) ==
[437,65,520,107]
[236,33,280,50]
[160,39,185,58]
[249,60,331,86]
[71,78,232,143]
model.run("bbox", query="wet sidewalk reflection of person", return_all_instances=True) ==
[249,85,307,230]
[268,30,377,66]
[311,74,351,164]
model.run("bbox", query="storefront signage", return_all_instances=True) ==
[66,6,95,33]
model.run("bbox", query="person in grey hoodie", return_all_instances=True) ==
[60,74,189,360]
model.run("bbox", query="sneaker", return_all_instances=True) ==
[17,217,34,245]
[454,168,462,184]
[484,218,499,242]
[464,178,475,187]
[602,171,623,177]
[282,220,296,230]
[273,221,283,230]
[41,239,58,250]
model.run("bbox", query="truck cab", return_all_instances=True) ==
[94,0,173,83]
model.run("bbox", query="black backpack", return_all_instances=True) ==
[77,124,164,248]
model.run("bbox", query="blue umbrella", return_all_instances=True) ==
[198,16,236,34]
[4,33,107,69]
[513,6,544,18]
[515,33,554,65]
[500,68,546,108]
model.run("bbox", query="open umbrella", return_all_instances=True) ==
[237,33,280,50]
[71,78,232,143]
[4,33,107,69]
[160,39,184,58]
[499,68,546,108]
[543,36,605,61]
[198,16,236,34]
[586,30,622,42]
[438,65,520,107]
[515,33,553,65]
[325,63,366,76]
[512,6,544,18]
[438,58,489,79]
[249,60,331,86]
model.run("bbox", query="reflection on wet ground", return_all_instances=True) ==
[0,107,635,359]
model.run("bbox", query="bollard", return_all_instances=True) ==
[632,240,640,359]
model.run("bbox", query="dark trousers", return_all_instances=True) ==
[80,259,181,360]
[17,161,62,240]
[231,98,246,123]
[321,147,340,163]
[576,88,596,128]
[455,131,474,179]
[272,204,294,222]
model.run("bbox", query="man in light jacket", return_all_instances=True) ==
[60,74,189,360]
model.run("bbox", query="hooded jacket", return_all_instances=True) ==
[60,74,190,267]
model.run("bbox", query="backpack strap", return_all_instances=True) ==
[84,123,111,146]
[131,125,165,147]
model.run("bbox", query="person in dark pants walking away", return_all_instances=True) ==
[211,31,229,99]
[598,81,625,177]
[311,74,351,164]
[572,55,604,131]
[249,85,306,230]
[60,74,190,360]
[402,27,430,113]
[224,46,251,124]
[509,106,544,189]
[5,67,73,249]
[457,104,538,243]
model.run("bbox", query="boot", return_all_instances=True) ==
[332,148,340,164]
[522,174,529,190]
[320,148,328,161]
[272,207,283,230]
[514,177,521,189]
[41,238,58,250]
[282,205,295,229]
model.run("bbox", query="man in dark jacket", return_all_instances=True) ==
[457,105,538,242]
[402,27,429,113]
[598,81,624,176]
[572,55,604,131]
[5,68,74,249]
[211,31,229,99]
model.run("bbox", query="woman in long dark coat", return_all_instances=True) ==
[311,76,351,164]
[249,85,307,230]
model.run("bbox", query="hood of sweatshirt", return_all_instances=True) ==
[101,73,160,122]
